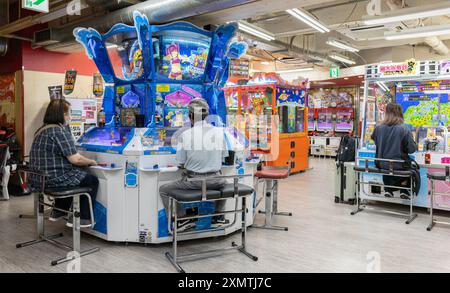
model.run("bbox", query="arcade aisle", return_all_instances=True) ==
[2,158,449,273]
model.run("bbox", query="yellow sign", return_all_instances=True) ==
[116,86,125,94]
[379,59,418,77]
[156,84,170,93]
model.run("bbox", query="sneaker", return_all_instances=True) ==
[175,220,195,232]
[400,190,411,200]
[384,191,394,198]
[66,216,93,228]
[49,209,67,222]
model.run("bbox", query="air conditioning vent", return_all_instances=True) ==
[34,28,61,46]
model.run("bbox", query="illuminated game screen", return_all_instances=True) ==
[142,127,179,150]
[155,31,211,81]
[79,127,133,147]
[154,83,202,128]
[396,80,450,127]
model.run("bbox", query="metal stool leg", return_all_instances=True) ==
[427,179,436,231]
[351,172,364,215]
[254,179,288,231]
[232,195,258,261]
[406,177,418,224]
[272,180,292,217]
[165,198,185,273]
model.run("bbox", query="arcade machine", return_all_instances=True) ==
[224,72,309,173]
[73,12,257,244]
[308,87,356,157]
[359,59,450,211]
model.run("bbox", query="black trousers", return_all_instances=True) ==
[54,174,99,220]
[383,175,411,194]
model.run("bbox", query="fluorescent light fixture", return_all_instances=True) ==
[276,67,314,73]
[326,38,359,52]
[261,61,270,65]
[286,8,330,33]
[376,81,389,92]
[329,53,355,65]
[237,21,275,41]
[384,24,450,40]
[363,2,450,25]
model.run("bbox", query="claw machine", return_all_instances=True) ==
[224,72,309,173]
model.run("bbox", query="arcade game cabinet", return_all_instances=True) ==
[73,12,256,244]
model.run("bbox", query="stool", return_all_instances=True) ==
[253,168,292,231]
[163,174,258,273]
[352,157,418,224]
[427,168,450,231]
[16,169,99,266]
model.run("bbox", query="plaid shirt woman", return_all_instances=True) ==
[29,99,99,226]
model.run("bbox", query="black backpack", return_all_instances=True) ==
[336,136,356,166]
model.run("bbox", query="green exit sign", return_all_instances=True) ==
[330,66,339,78]
[22,0,49,13]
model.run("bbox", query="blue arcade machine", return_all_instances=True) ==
[73,12,257,244]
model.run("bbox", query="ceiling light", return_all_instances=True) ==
[329,53,355,65]
[376,81,389,92]
[326,38,359,52]
[276,67,314,73]
[237,21,275,41]
[261,61,270,65]
[384,24,450,40]
[363,2,450,25]
[286,8,330,33]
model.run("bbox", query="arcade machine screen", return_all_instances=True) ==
[153,31,211,82]
[141,127,180,152]
[396,80,450,128]
[79,127,133,147]
[154,83,201,128]
[116,88,143,127]
[335,109,353,132]
[316,109,333,132]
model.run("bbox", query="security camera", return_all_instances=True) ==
[250,40,258,48]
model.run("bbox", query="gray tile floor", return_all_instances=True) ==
[2,158,450,273]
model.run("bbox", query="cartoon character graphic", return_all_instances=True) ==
[163,43,186,80]
[251,97,265,116]
[163,44,182,80]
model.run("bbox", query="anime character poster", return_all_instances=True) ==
[160,40,209,81]
[0,74,15,130]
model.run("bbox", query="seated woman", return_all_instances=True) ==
[29,99,98,227]
[371,102,417,199]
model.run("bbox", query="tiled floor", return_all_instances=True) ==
[1,158,450,273]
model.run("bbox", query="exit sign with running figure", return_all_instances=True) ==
[22,0,49,13]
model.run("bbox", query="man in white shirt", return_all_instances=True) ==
[159,98,229,215]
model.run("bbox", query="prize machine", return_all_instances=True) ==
[308,87,356,157]
[224,73,309,173]
[359,59,450,210]
[73,12,257,244]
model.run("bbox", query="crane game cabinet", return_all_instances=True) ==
[73,12,257,244]
[360,59,450,211]
[224,72,309,173]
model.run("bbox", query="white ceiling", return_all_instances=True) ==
[188,0,450,69]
